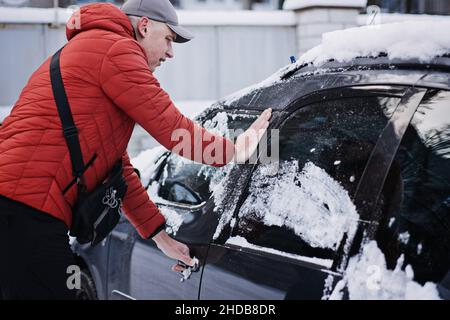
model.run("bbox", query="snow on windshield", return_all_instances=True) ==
[237,160,359,250]
[328,241,442,300]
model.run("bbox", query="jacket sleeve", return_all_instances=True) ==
[100,38,235,167]
[121,151,166,239]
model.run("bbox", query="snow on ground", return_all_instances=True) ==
[227,236,333,268]
[329,241,442,300]
[238,161,359,250]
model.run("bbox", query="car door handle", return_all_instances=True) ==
[178,258,200,282]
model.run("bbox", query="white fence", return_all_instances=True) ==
[0,8,297,108]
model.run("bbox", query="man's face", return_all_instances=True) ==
[136,17,175,72]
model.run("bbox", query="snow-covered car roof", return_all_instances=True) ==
[220,20,450,109]
[300,20,450,67]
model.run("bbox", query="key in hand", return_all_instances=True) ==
[178,257,199,282]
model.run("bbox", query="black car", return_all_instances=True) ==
[72,53,450,300]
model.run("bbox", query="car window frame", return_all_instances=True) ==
[224,85,416,270]
[372,88,450,285]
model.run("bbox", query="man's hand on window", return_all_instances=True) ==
[234,108,272,164]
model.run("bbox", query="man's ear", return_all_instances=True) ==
[138,17,151,38]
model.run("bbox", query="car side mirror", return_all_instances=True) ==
[160,180,202,206]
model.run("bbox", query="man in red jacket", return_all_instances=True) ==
[0,0,271,299]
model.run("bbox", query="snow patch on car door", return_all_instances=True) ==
[329,241,442,300]
[237,160,359,250]
[226,235,333,268]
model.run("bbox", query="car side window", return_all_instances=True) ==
[155,111,256,205]
[232,93,401,263]
[377,90,450,284]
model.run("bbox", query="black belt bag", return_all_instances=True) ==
[70,161,127,246]
[50,47,127,246]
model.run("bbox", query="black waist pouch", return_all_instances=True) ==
[70,161,128,246]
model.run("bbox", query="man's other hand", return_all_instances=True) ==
[234,108,272,163]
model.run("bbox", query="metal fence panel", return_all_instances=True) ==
[0,22,296,106]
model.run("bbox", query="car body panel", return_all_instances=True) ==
[72,57,450,300]
[201,243,338,300]
[72,237,110,300]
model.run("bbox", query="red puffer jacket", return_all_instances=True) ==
[0,3,234,238]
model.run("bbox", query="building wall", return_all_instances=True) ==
[293,7,362,55]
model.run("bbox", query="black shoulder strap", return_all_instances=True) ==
[50,48,86,181]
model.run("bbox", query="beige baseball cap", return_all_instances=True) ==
[121,0,194,43]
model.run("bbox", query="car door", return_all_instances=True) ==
[200,86,410,299]
[106,214,137,300]
[107,109,259,300]
[374,89,450,297]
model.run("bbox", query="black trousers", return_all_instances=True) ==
[0,196,76,300]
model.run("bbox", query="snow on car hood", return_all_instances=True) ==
[328,241,442,300]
